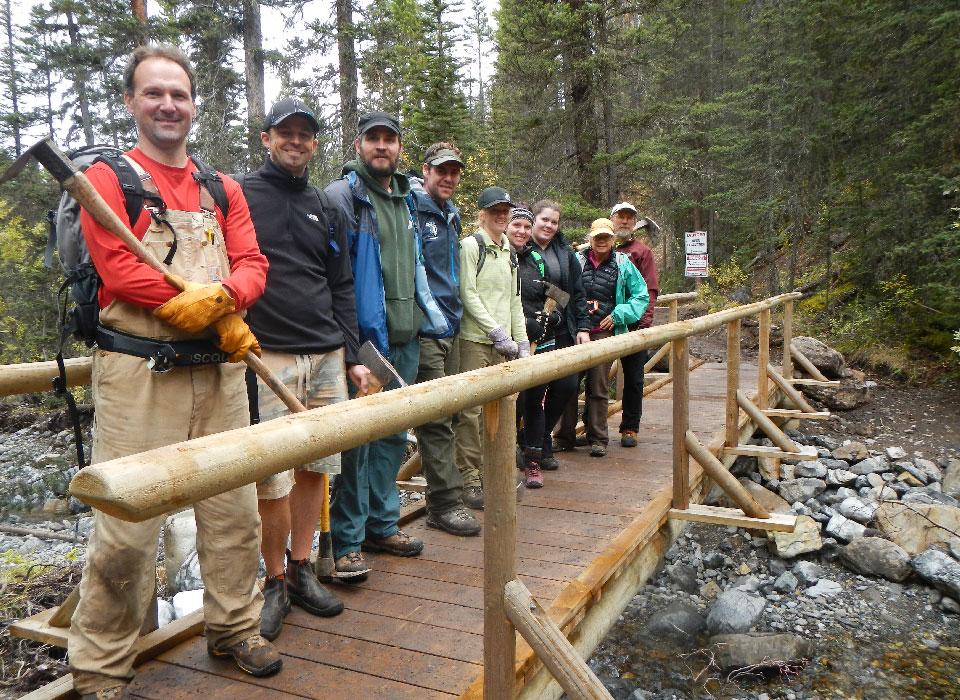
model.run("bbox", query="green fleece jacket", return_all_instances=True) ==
[344,160,422,345]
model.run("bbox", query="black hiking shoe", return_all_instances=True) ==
[426,508,482,536]
[590,443,607,457]
[286,552,344,617]
[208,634,283,677]
[259,575,290,641]
[539,455,560,471]
[463,485,484,509]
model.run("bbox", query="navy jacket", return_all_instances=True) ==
[410,182,462,338]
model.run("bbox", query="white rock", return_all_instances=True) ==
[885,446,907,460]
[826,513,866,542]
[157,599,175,627]
[914,458,942,484]
[838,497,879,524]
[172,589,204,619]
[805,579,843,597]
[827,469,858,486]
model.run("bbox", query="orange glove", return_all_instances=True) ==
[214,314,261,362]
[153,274,235,333]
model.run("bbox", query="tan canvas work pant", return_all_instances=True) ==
[68,352,263,695]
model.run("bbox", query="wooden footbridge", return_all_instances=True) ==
[10,293,839,700]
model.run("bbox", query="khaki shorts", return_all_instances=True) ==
[256,348,348,500]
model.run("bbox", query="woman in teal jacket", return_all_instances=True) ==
[556,218,648,456]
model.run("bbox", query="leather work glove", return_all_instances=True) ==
[153,274,236,333]
[213,314,261,362]
[525,315,546,343]
[487,326,519,359]
[517,340,531,358]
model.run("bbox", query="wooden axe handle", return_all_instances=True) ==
[62,171,307,415]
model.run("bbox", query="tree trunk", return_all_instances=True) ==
[131,0,147,44]
[242,0,265,169]
[336,0,358,160]
[66,11,94,147]
[4,0,22,155]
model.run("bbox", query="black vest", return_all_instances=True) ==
[581,254,619,323]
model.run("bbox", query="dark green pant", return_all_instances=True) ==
[415,337,464,514]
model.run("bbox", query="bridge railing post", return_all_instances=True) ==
[782,299,794,379]
[725,319,741,448]
[672,336,690,509]
[483,395,518,700]
[667,299,679,377]
[757,307,771,410]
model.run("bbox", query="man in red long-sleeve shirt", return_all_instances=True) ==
[612,202,660,448]
[68,45,281,700]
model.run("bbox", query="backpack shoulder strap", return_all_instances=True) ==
[96,152,152,226]
[311,185,341,259]
[472,232,487,277]
[190,155,230,219]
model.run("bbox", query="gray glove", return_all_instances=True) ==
[488,326,519,359]
[517,340,531,358]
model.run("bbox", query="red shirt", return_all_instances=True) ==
[80,148,267,311]
[615,236,659,328]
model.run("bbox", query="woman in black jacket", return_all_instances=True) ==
[517,200,591,487]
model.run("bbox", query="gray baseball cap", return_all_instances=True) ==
[425,148,463,167]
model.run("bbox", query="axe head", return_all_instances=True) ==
[358,341,407,389]
[543,282,571,309]
[0,137,77,187]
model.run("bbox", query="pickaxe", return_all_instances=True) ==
[2,137,339,580]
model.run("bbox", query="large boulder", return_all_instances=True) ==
[644,601,706,643]
[768,515,822,558]
[802,378,871,411]
[875,502,960,556]
[710,632,813,671]
[706,590,766,635]
[791,337,845,378]
[912,549,960,601]
[839,537,912,582]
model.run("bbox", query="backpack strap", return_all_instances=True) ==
[190,155,230,219]
[311,186,341,258]
[472,232,487,277]
[96,152,162,225]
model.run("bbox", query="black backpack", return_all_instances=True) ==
[43,145,229,467]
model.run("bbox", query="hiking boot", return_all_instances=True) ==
[575,434,588,447]
[463,485,484,510]
[590,443,607,457]
[426,508,482,536]
[80,688,129,700]
[362,530,424,557]
[539,455,560,471]
[620,430,638,448]
[208,634,282,677]
[259,575,291,641]
[334,551,369,582]
[286,553,344,617]
[552,439,574,452]
[524,465,543,488]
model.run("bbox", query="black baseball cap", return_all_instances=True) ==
[478,186,513,209]
[264,97,320,134]
[358,111,401,135]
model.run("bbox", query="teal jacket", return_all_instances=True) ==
[575,251,649,335]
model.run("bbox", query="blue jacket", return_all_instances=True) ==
[324,170,451,357]
[409,182,462,338]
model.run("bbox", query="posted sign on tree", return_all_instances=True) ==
[684,231,708,277]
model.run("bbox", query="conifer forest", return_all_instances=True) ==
[0,0,957,375]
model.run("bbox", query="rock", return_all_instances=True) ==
[731,455,759,476]
[822,486,859,505]
[157,599,175,627]
[773,571,798,593]
[839,537,912,582]
[802,378,870,411]
[805,579,842,597]
[912,549,960,601]
[665,564,699,594]
[718,479,792,514]
[703,552,725,569]
[768,515,822,558]
[826,513,866,542]
[898,471,925,488]
[900,461,935,485]
[731,575,762,592]
[779,478,826,504]
[866,472,886,489]
[942,597,960,614]
[172,589,204,619]
[644,601,706,642]
[163,509,197,593]
[849,457,887,476]
[942,459,960,500]
[795,461,828,479]
[821,458,850,470]
[791,561,823,586]
[838,497,879,524]
[833,442,868,462]
[826,469,858,486]
[706,590,766,635]
[700,580,723,601]
[914,458,942,484]
[811,435,840,450]
[791,337,845,378]
[710,632,813,671]
[885,446,907,460]
[901,488,960,509]
[173,550,203,593]
[875,502,960,556]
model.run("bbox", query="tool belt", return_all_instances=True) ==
[96,326,228,373]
